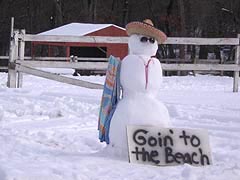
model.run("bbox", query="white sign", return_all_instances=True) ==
[127,125,212,166]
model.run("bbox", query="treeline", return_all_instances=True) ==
[0,0,240,59]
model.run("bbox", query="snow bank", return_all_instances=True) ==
[0,73,239,180]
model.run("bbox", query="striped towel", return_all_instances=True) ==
[98,55,121,144]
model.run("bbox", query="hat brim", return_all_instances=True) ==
[126,22,167,44]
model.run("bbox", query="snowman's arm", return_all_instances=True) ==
[151,57,163,74]
[120,55,147,91]
[120,55,136,79]
[120,55,137,72]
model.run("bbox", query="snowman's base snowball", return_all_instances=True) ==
[109,94,171,159]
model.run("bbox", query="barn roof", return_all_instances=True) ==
[38,23,125,36]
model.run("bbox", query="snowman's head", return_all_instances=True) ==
[128,34,158,56]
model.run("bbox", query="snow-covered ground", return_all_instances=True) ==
[0,72,240,180]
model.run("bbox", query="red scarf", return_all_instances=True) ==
[144,59,153,89]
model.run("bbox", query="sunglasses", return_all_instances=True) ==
[140,36,155,44]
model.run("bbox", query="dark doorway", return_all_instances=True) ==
[71,46,107,76]
[70,46,107,57]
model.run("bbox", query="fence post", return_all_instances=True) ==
[17,29,26,88]
[7,17,19,88]
[233,34,240,92]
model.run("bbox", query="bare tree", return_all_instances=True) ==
[88,0,98,22]
[122,0,129,26]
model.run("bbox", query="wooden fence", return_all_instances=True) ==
[6,29,240,92]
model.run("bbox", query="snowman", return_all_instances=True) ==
[106,19,171,157]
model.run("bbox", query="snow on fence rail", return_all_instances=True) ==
[7,28,240,92]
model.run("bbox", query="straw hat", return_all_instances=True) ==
[126,19,167,43]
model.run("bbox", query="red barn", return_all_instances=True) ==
[33,23,128,59]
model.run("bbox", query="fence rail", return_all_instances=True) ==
[23,34,239,45]
[6,27,240,92]
[13,60,240,71]
[15,60,108,69]
[0,56,9,59]
[15,64,103,89]
[2,56,109,61]
[162,63,240,71]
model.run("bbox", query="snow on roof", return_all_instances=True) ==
[38,23,125,36]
